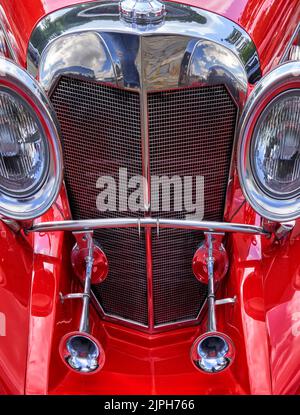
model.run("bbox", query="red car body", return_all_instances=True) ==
[0,0,300,395]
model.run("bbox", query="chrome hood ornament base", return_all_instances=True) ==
[119,0,166,24]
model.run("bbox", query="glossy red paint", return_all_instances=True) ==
[226,198,272,395]
[262,226,300,395]
[0,0,299,396]
[24,189,70,394]
[0,222,33,394]
[47,288,251,394]
[20,179,272,395]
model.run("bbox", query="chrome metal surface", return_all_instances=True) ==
[0,58,63,220]
[191,233,235,373]
[73,231,94,333]
[238,62,300,222]
[27,1,260,93]
[0,20,17,61]
[275,221,296,240]
[289,45,300,61]
[206,233,216,332]
[193,333,234,373]
[60,292,90,304]
[28,217,268,235]
[280,22,300,63]
[215,296,237,306]
[30,219,264,331]
[59,231,105,373]
[65,334,99,373]
[119,0,166,24]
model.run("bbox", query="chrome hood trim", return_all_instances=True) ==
[27,0,261,109]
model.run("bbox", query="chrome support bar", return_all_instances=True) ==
[190,233,236,373]
[204,233,236,333]
[59,231,105,373]
[75,231,94,333]
[27,217,268,235]
[215,296,237,306]
[59,292,90,304]
[207,233,216,332]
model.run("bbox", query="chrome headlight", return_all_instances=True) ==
[0,58,62,220]
[238,62,300,221]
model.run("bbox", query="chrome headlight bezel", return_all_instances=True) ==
[238,62,300,222]
[0,58,63,220]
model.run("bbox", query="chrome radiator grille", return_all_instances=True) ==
[51,77,148,326]
[51,77,237,329]
[148,87,237,326]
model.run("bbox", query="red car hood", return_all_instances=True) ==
[1,0,299,73]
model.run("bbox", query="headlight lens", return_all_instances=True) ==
[238,62,300,222]
[251,91,300,199]
[0,89,49,197]
[0,57,62,220]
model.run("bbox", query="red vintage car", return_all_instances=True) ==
[0,0,300,396]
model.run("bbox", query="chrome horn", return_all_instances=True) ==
[191,233,236,373]
[59,231,106,373]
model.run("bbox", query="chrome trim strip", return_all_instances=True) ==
[280,22,300,63]
[0,9,19,63]
[145,228,154,329]
[27,217,268,235]
[91,285,206,333]
[138,36,154,329]
[0,20,17,61]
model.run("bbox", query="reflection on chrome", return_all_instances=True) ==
[59,232,105,373]
[66,335,100,373]
[119,0,166,24]
[191,234,235,373]
[0,57,62,221]
[28,1,261,96]
[196,334,231,373]
[238,61,300,222]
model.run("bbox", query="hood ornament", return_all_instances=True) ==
[119,0,166,25]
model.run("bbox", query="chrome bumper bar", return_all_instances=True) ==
[27,217,268,236]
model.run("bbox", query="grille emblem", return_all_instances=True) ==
[119,0,166,25]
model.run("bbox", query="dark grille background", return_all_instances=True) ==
[51,77,237,328]
[51,77,148,325]
[148,86,237,325]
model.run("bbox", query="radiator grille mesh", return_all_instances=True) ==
[148,86,237,325]
[51,77,237,328]
[51,77,148,325]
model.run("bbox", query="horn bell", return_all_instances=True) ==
[191,331,235,373]
[59,331,105,374]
